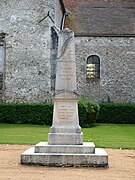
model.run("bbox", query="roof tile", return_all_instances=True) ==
[63,0,135,36]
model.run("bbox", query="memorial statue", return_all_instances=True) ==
[48,27,83,145]
[52,26,77,92]
[21,27,108,167]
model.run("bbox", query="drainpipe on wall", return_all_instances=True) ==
[61,13,65,30]
[59,0,69,30]
[0,33,6,102]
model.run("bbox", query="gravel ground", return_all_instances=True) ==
[0,144,135,180]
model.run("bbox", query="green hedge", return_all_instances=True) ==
[78,98,100,127]
[96,103,135,124]
[0,103,53,126]
[1,102,135,126]
[0,100,99,127]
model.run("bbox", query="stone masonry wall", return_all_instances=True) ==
[1,0,135,103]
[0,0,62,102]
[75,37,135,103]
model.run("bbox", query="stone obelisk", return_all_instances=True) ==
[48,28,83,145]
[21,28,108,167]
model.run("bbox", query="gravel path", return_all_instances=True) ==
[0,144,135,180]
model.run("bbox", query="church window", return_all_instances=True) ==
[86,55,100,79]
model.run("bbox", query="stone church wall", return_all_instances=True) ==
[0,0,62,102]
[1,1,135,103]
[75,37,135,103]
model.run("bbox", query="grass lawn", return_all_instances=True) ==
[0,123,135,149]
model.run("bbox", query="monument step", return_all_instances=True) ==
[49,126,82,133]
[48,132,83,145]
[35,142,95,154]
[21,147,108,167]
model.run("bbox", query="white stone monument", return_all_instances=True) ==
[48,27,83,146]
[21,28,108,167]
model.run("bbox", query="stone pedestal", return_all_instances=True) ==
[48,92,83,145]
[21,143,108,167]
[21,28,108,167]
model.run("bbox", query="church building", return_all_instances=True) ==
[0,0,135,103]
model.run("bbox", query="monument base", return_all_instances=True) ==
[48,132,83,145]
[21,142,108,167]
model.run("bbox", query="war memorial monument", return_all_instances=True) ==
[21,28,108,167]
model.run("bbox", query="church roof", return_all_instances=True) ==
[63,0,135,36]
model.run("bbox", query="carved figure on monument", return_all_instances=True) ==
[53,26,77,92]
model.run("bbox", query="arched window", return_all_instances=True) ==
[86,55,100,79]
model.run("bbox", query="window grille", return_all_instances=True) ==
[86,55,100,79]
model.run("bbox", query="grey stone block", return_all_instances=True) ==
[48,132,83,145]
[35,142,95,154]
[21,145,108,167]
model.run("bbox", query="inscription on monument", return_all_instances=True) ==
[57,104,74,124]
[57,61,75,81]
